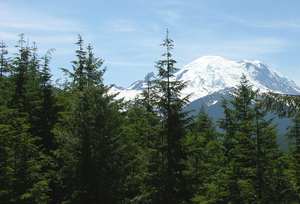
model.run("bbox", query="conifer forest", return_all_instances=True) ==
[1,32,300,203]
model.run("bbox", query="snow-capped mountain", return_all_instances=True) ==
[110,55,300,102]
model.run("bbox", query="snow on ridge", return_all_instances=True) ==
[110,56,300,102]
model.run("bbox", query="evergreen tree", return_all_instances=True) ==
[218,97,237,164]
[36,49,61,203]
[252,95,291,203]
[39,48,58,154]
[153,29,192,203]
[0,41,10,77]
[133,74,166,203]
[140,73,157,113]
[0,34,50,203]
[285,110,300,202]
[212,74,285,203]
[120,97,162,203]
[262,90,300,201]
[230,74,258,203]
[0,53,15,202]
[185,105,220,203]
[53,35,125,203]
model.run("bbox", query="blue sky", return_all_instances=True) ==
[1,0,300,87]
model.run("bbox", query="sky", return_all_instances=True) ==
[1,0,300,87]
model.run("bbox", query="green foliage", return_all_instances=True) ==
[121,98,163,203]
[262,83,300,202]
[186,105,220,202]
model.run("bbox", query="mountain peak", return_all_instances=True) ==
[173,56,300,101]
[188,55,228,66]
[144,71,155,82]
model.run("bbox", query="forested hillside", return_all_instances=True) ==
[1,33,300,203]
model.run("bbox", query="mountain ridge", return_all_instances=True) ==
[110,55,300,102]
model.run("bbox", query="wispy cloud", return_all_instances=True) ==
[174,36,289,68]
[216,37,288,57]
[105,19,136,32]
[155,9,182,27]
[161,0,185,6]
[150,23,160,32]
[262,22,300,29]
[0,3,82,32]
[0,32,20,41]
[205,8,300,30]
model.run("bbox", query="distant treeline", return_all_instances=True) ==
[1,32,300,203]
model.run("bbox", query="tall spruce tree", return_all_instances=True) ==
[153,29,192,203]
